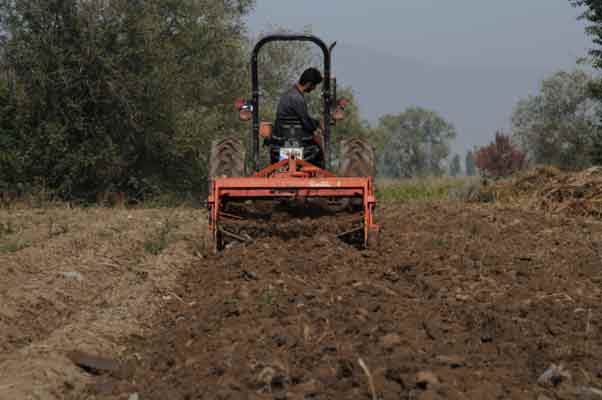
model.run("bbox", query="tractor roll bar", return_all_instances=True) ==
[251,34,332,171]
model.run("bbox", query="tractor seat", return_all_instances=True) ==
[273,117,313,145]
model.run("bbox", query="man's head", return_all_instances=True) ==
[298,67,323,93]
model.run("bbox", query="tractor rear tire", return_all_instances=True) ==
[338,138,376,178]
[208,137,246,193]
[208,137,246,252]
[337,138,376,211]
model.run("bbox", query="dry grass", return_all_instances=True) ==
[472,166,602,219]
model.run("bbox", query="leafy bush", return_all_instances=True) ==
[475,132,527,178]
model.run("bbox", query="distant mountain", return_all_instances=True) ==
[331,43,553,154]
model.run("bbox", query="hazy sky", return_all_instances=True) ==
[247,1,588,69]
[246,1,592,155]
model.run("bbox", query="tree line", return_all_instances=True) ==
[0,0,259,200]
[0,0,461,201]
[475,2,602,177]
[4,0,599,200]
[475,69,599,177]
[350,0,602,180]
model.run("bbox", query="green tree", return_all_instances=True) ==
[378,107,457,178]
[571,1,602,73]
[511,70,598,170]
[570,0,602,166]
[0,0,254,199]
[449,154,462,177]
[465,150,477,176]
[0,76,22,191]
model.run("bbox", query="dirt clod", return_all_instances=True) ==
[576,386,602,400]
[436,355,465,369]
[68,351,123,377]
[538,364,572,387]
[380,333,402,349]
[416,371,440,389]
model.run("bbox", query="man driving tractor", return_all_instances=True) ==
[269,67,325,165]
[209,34,378,251]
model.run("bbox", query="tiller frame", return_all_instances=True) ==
[208,157,378,251]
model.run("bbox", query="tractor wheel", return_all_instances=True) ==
[337,138,376,211]
[338,138,376,178]
[208,137,246,193]
[208,137,245,252]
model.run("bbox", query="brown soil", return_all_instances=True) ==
[45,201,602,400]
[0,207,204,399]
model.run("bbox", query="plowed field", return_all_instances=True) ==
[1,202,601,399]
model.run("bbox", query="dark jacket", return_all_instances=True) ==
[275,85,319,135]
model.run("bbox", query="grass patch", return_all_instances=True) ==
[433,238,448,247]
[0,221,16,238]
[377,176,478,203]
[47,215,69,238]
[260,286,275,305]
[0,241,29,253]
[143,215,177,255]
[224,297,239,305]
[144,240,167,255]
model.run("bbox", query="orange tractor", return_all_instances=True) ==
[207,34,378,251]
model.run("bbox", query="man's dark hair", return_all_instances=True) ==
[299,68,323,86]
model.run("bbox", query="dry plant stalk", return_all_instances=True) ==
[358,357,377,400]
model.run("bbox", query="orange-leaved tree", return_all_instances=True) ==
[475,132,527,177]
